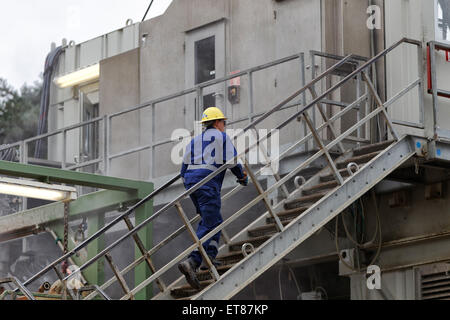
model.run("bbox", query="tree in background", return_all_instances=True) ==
[0,77,42,145]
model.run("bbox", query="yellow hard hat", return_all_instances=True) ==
[201,107,227,123]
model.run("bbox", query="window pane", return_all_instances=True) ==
[203,93,216,110]
[195,36,215,84]
[437,0,450,42]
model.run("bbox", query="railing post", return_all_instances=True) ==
[249,129,290,199]
[356,73,362,141]
[300,53,308,152]
[105,253,134,300]
[362,72,400,141]
[121,216,166,293]
[150,103,156,179]
[62,129,67,170]
[134,195,155,300]
[174,202,221,282]
[417,44,425,128]
[103,115,109,175]
[243,160,285,232]
[308,86,346,154]
[310,51,317,148]
[196,88,203,120]
[248,72,254,124]
[303,112,344,185]
[429,42,439,139]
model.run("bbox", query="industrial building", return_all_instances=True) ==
[1,0,450,300]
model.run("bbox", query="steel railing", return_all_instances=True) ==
[0,50,315,190]
[427,41,450,140]
[8,37,423,300]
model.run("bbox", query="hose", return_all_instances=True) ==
[35,46,63,159]
[335,190,382,273]
[341,197,378,248]
[278,262,302,300]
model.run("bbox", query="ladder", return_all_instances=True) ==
[3,37,424,300]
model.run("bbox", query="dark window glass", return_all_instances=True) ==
[203,93,216,110]
[195,36,215,84]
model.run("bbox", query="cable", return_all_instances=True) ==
[335,191,382,273]
[35,46,63,159]
[341,196,378,249]
[287,265,302,298]
[142,0,155,22]
[278,262,302,300]
[278,265,283,300]
[315,286,328,300]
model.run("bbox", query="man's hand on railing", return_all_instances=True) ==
[237,171,249,186]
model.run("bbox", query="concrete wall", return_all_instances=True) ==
[99,48,141,180]
[48,23,140,165]
[322,0,373,140]
[137,0,322,179]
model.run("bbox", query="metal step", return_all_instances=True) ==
[216,250,246,265]
[320,151,379,182]
[284,190,329,210]
[352,140,395,157]
[302,181,339,195]
[247,220,292,238]
[319,168,351,182]
[228,235,272,252]
[336,151,380,169]
[266,207,310,224]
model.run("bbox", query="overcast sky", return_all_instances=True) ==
[0,0,173,90]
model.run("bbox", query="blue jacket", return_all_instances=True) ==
[181,128,245,194]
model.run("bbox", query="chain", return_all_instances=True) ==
[61,201,70,277]
[63,202,69,254]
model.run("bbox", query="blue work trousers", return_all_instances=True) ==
[186,185,223,268]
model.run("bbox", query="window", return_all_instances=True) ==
[82,100,99,162]
[203,93,216,110]
[436,0,450,42]
[195,36,216,84]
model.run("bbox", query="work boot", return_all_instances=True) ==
[199,256,223,271]
[178,258,201,290]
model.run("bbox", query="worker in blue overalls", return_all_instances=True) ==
[178,107,248,289]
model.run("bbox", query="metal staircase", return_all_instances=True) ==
[170,137,416,300]
[2,37,425,300]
